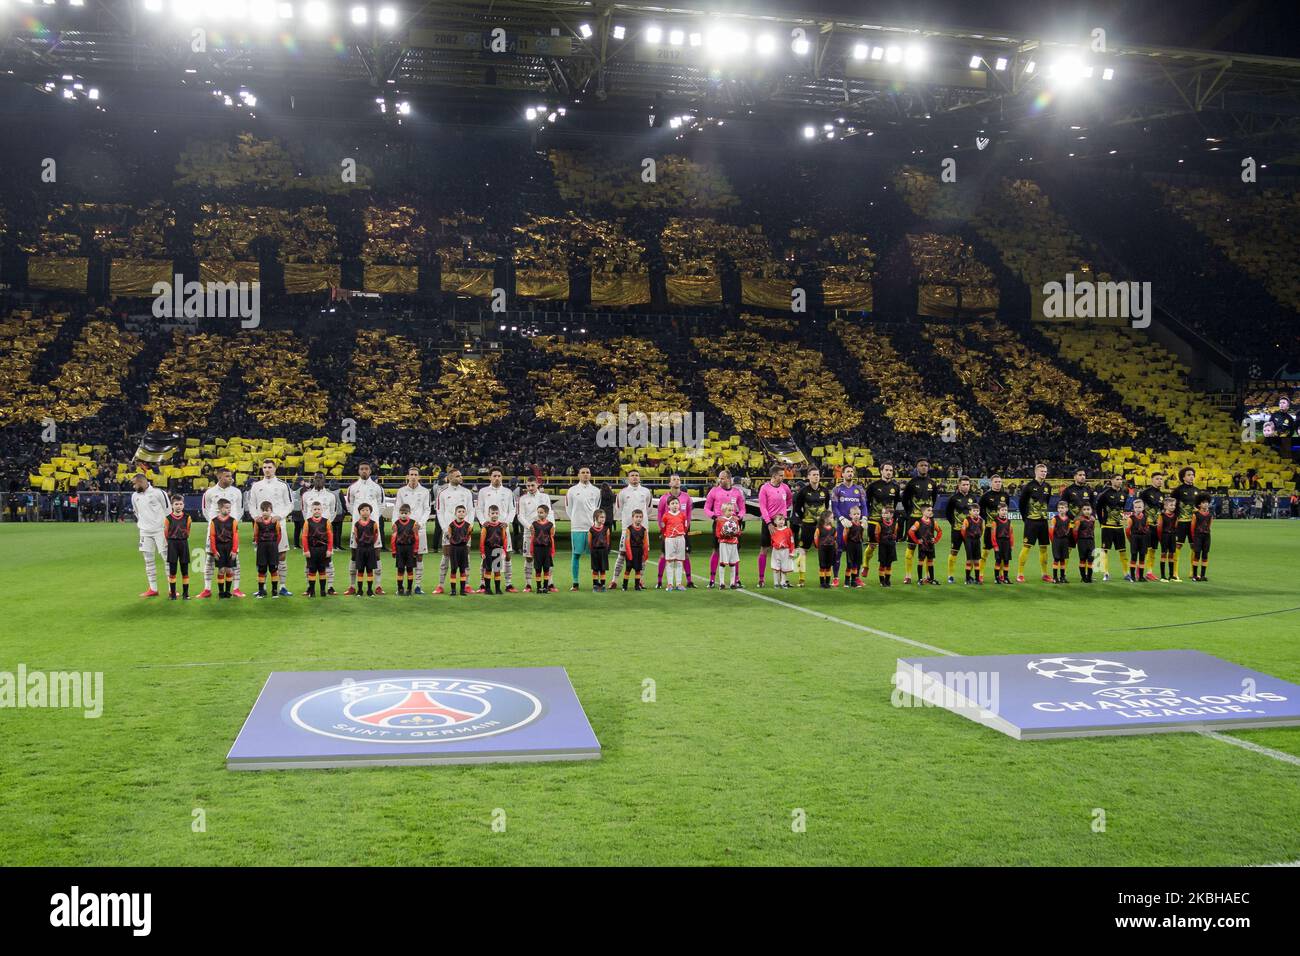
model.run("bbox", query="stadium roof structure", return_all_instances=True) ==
[5,0,1300,161]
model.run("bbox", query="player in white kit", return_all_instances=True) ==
[394,467,432,595]
[435,468,475,594]
[516,477,550,591]
[610,470,655,585]
[475,468,517,592]
[346,461,387,594]
[300,471,339,594]
[130,472,172,597]
[247,458,295,596]
[199,467,246,598]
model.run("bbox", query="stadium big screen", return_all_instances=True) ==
[1,0,1298,936]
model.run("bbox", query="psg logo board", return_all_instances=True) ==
[227,667,600,770]
[894,650,1300,740]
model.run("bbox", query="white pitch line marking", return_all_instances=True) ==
[1198,730,1300,767]
[738,588,958,656]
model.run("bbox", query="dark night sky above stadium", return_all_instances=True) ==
[715,0,1299,58]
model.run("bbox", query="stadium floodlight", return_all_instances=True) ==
[397,101,410,115]
[546,111,557,123]
[70,0,86,5]
[688,32,702,47]
[884,45,902,64]
[669,29,684,46]
[1049,56,1084,86]
[853,43,868,60]
[1023,59,1036,74]
[645,25,662,44]
[228,0,248,16]
[870,45,884,61]
[350,5,366,25]
[969,54,982,69]
[378,5,396,26]
[144,0,163,9]
[802,124,815,139]
[278,1,292,17]
[612,24,625,40]
[525,107,537,120]
[756,33,776,56]
[995,57,1008,70]
[904,45,926,68]
[1102,67,1114,80]
[578,23,593,39]
[303,0,328,25]
[63,88,74,99]
[792,35,810,55]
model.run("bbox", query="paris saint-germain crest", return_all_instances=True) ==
[289,677,544,744]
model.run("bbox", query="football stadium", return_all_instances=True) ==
[1,0,1299,916]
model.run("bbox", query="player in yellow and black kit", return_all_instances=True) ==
[1136,472,1167,580]
[792,467,831,552]
[1094,474,1128,582]
[864,462,901,578]
[944,476,977,584]
[901,459,937,584]
[1171,467,1210,581]
[1016,462,1053,582]
[1060,469,1097,519]
[978,476,1011,582]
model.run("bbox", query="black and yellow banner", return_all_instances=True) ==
[363,264,419,294]
[110,259,173,296]
[666,275,721,307]
[441,268,494,297]
[822,280,873,311]
[28,256,88,293]
[515,269,569,300]
[590,274,650,307]
[284,263,341,294]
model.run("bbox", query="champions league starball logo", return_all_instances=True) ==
[1026,657,1148,686]
[288,677,543,744]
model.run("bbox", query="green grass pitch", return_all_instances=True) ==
[2,520,1298,866]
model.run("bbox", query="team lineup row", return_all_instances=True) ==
[123,457,1220,599]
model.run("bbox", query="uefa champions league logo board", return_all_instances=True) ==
[893,650,1300,740]
[227,668,600,769]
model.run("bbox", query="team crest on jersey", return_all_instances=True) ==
[288,677,543,744]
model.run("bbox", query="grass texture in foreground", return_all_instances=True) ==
[1,521,1298,865]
